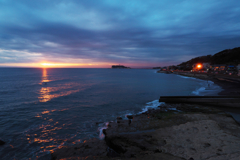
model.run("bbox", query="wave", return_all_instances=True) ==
[191,80,222,96]
[98,122,109,140]
[138,100,164,114]
[192,87,206,95]
[177,75,196,79]
[98,100,164,139]
[177,75,222,96]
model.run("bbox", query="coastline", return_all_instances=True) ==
[51,72,240,160]
[174,72,240,96]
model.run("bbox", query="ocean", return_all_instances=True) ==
[0,68,222,159]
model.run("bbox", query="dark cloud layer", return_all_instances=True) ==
[0,0,240,67]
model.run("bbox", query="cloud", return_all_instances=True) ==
[0,0,240,67]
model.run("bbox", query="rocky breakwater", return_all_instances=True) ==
[52,104,240,160]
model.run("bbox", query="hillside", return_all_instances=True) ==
[179,47,240,67]
[179,55,211,67]
[211,47,240,65]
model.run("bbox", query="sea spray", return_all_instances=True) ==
[98,122,109,140]
[98,100,166,138]
[139,100,164,114]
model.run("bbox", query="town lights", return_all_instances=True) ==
[197,64,202,69]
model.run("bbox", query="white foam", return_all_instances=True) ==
[125,113,132,118]
[168,108,177,111]
[139,100,164,114]
[98,100,168,139]
[178,75,222,96]
[98,122,109,139]
[192,87,206,95]
[191,79,222,96]
[177,75,196,79]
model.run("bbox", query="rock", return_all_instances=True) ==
[104,133,167,158]
[128,119,131,125]
[51,138,108,160]
[107,147,120,157]
[51,105,240,160]
[95,121,103,125]
[103,129,107,136]
[126,115,134,119]
[0,139,5,145]
[116,117,122,120]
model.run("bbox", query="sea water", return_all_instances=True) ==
[0,68,222,159]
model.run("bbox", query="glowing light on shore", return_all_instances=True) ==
[197,64,202,68]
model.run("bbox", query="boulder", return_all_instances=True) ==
[0,139,5,145]
[126,115,133,119]
[116,117,122,120]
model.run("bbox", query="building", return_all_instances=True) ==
[209,64,226,72]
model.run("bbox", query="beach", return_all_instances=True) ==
[51,72,240,160]
[174,72,240,96]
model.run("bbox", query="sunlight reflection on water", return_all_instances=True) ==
[0,68,222,160]
[38,68,89,102]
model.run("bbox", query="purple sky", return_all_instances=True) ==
[0,0,240,67]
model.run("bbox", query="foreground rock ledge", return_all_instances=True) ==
[51,104,240,160]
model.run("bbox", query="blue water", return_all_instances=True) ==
[0,68,221,159]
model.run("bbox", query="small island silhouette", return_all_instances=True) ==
[111,65,131,69]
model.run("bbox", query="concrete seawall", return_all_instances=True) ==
[159,96,240,108]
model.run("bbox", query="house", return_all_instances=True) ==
[226,65,237,75]
[162,67,167,71]
[209,64,226,72]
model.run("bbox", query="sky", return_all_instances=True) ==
[0,0,240,68]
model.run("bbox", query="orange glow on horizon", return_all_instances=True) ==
[0,62,113,68]
[0,61,151,68]
[40,62,85,68]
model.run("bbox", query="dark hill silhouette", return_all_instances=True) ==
[211,47,240,65]
[179,47,240,67]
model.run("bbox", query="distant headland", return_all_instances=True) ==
[111,65,131,69]
[154,47,240,73]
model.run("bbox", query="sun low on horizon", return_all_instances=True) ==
[0,0,240,67]
[0,60,145,68]
[40,62,81,68]
[39,62,112,68]
[0,62,114,68]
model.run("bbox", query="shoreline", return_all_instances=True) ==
[52,104,240,160]
[51,72,240,160]
[173,72,240,96]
